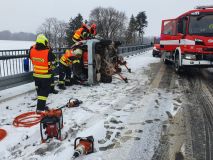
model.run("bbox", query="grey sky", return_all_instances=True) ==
[0,0,212,36]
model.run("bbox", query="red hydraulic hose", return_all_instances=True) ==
[13,111,44,127]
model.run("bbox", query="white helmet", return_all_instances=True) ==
[73,48,83,56]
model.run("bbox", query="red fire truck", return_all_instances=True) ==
[160,6,213,72]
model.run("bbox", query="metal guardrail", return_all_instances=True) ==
[118,45,151,54]
[0,44,152,90]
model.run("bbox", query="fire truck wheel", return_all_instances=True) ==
[174,54,182,73]
[100,73,112,83]
[163,58,170,65]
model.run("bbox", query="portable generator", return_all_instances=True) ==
[40,108,63,143]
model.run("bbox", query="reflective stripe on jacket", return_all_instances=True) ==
[73,27,89,41]
[59,49,80,66]
[83,52,88,68]
[30,45,51,78]
[60,50,73,66]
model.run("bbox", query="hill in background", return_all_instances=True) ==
[0,30,36,41]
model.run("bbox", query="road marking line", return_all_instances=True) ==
[150,64,166,89]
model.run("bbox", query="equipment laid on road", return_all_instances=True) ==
[40,107,63,143]
[13,111,43,127]
[160,6,213,73]
[0,129,7,141]
[13,98,83,129]
[72,136,94,159]
[12,98,83,142]
[67,98,83,108]
[40,98,83,143]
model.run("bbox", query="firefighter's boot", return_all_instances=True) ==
[58,84,66,90]
[65,79,72,86]
[50,87,59,94]
[51,89,59,94]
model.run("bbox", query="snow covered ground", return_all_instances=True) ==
[0,50,181,160]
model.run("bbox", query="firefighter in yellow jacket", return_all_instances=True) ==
[29,34,55,112]
[58,48,82,90]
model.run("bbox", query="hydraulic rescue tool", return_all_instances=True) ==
[115,56,131,73]
[72,136,94,159]
[0,129,7,141]
[67,98,83,108]
[104,59,128,83]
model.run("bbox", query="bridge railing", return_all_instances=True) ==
[0,44,152,90]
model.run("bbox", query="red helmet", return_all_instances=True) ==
[90,24,97,35]
[91,24,96,29]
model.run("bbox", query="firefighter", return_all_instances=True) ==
[89,23,97,37]
[72,23,90,43]
[29,34,55,112]
[58,48,83,90]
[50,52,59,94]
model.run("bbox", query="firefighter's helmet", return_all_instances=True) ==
[73,48,83,57]
[36,34,48,46]
[91,24,96,29]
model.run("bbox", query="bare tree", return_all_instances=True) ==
[37,18,67,48]
[89,7,127,40]
[57,21,68,48]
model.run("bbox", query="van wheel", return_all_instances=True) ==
[101,74,112,83]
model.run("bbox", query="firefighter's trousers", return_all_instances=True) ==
[34,76,51,111]
[58,63,71,85]
[50,73,55,91]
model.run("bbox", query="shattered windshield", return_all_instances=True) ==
[189,14,213,36]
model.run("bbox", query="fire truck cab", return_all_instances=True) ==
[160,6,213,72]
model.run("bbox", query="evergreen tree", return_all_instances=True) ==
[66,14,83,46]
[135,11,148,43]
[126,15,137,44]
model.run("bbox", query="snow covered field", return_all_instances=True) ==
[0,40,34,77]
[0,50,181,160]
[0,40,34,50]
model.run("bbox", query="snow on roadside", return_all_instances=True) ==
[0,50,180,160]
[0,82,35,102]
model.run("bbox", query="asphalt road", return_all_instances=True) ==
[151,61,213,160]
